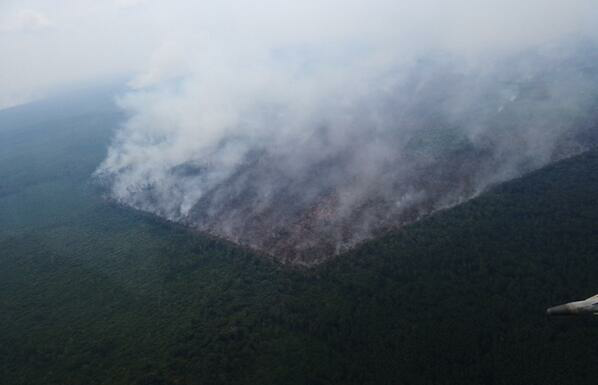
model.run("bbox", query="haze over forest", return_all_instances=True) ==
[3,1,598,263]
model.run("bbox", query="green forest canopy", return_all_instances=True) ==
[1,100,598,384]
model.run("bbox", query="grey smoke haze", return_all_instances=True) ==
[2,0,597,108]
[4,1,598,262]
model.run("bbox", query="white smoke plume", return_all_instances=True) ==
[95,0,598,264]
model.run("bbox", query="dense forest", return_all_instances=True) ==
[1,96,598,384]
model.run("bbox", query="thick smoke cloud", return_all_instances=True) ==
[91,0,598,263]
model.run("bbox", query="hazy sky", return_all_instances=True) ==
[1,0,597,109]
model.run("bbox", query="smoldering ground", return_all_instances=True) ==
[90,1,598,264]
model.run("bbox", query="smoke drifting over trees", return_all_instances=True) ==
[88,1,598,263]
